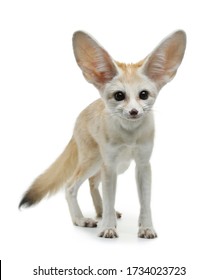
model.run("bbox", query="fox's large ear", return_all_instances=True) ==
[143,30,186,89]
[73,31,118,89]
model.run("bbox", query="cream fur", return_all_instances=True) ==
[19,30,186,238]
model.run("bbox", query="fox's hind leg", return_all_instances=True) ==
[89,173,103,218]
[65,162,100,228]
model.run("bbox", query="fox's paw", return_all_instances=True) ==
[138,227,157,239]
[74,218,98,228]
[98,228,118,238]
[96,211,122,219]
[116,211,122,219]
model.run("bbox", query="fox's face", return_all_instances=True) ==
[102,61,158,121]
[73,31,186,123]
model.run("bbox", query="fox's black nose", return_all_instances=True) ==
[129,109,138,116]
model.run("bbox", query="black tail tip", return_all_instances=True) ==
[18,195,35,209]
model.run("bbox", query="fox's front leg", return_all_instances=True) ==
[98,166,118,238]
[136,163,157,239]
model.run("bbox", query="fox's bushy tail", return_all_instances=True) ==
[19,138,78,208]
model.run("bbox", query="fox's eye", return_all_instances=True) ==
[114,91,126,101]
[139,90,149,100]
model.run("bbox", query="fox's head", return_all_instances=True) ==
[73,31,186,123]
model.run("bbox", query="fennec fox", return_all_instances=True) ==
[19,30,186,238]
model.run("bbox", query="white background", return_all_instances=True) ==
[1,0,217,279]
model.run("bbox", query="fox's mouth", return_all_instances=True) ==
[125,114,143,121]
[129,115,141,120]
